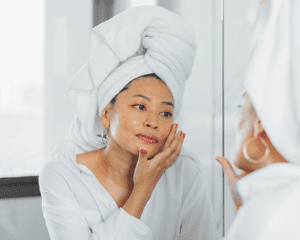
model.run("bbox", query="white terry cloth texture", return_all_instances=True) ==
[224,163,300,240]
[244,0,300,163]
[62,6,197,156]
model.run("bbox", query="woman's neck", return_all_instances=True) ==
[99,142,138,188]
[267,143,288,165]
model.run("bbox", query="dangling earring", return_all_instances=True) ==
[102,128,108,145]
[243,137,270,164]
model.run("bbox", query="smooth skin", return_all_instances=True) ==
[215,93,287,211]
[76,76,185,219]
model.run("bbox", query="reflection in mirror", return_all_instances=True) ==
[221,0,300,238]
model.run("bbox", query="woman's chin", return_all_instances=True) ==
[233,158,241,169]
[234,157,254,173]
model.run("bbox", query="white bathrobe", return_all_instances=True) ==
[223,163,300,240]
[39,143,218,240]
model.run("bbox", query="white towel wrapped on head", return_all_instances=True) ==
[59,6,197,155]
[244,0,300,163]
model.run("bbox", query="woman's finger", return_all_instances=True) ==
[133,148,150,187]
[163,123,178,149]
[168,132,185,166]
[152,130,182,166]
[137,148,149,164]
[168,130,183,151]
[215,156,238,186]
[215,156,243,211]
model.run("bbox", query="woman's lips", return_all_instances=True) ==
[137,135,158,144]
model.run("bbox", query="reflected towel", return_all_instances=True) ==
[244,0,300,163]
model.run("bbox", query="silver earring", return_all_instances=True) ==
[102,128,108,145]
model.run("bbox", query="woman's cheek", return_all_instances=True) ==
[162,123,173,142]
[128,111,142,126]
[109,113,120,138]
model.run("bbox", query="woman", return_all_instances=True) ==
[39,6,218,240]
[216,0,300,239]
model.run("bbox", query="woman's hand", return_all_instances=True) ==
[215,156,249,211]
[123,124,185,219]
[134,123,185,192]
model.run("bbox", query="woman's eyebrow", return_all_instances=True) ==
[162,101,174,107]
[133,94,150,101]
[132,94,174,107]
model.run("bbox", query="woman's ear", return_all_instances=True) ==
[100,103,112,129]
[253,117,266,138]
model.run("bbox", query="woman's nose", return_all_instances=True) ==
[144,112,159,129]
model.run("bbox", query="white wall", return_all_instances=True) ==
[0,197,50,240]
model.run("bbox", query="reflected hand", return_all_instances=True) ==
[134,124,185,192]
[215,156,249,211]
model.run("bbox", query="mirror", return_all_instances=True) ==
[1,0,225,239]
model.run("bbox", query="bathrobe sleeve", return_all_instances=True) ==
[178,159,219,240]
[39,160,153,240]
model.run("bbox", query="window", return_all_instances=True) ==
[0,0,44,197]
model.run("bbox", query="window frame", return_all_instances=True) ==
[0,176,40,199]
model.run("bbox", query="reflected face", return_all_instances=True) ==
[107,77,174,157]
[233,93,257,171]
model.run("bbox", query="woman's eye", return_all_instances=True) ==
[133,104,145,110]
[161,112,173,118]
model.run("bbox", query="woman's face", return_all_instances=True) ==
[106,76,174,158]
[233,93,258,171]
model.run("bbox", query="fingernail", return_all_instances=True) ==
[183,133,186,139]
[180,131,182,136]
[140,149,147,154]
[175,124,178,128]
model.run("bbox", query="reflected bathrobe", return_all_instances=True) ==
[223,163,300,240]
[39,144,218,240]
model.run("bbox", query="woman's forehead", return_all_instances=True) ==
[124,77,174,101]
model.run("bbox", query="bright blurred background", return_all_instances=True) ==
[0,0,44,177]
